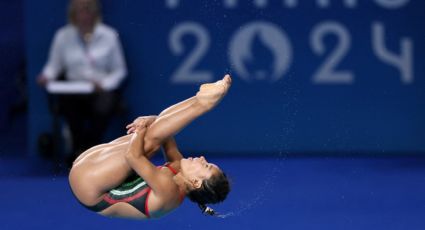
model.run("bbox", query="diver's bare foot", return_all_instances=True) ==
[196,74,232,110]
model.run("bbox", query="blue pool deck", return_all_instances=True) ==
[1,156,425,230]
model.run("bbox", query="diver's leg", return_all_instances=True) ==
[157,96,196,117]
[156,72,231,117]
[145,75,231,145]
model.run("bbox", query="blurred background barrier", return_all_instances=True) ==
[0,0,26,157]
[25,0,425,156]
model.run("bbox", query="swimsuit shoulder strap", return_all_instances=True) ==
[163,162,179,175]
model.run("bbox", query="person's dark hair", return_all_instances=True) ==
[68,0,102,25]
[187,171,230,217]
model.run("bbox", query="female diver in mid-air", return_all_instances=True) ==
[69,75,232,219]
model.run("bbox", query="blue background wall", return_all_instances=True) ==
[0,1,424,229]
[26,0,425,156]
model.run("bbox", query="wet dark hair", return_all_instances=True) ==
[187,171,230,217]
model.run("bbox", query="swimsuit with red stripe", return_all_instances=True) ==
[82,163,181,218]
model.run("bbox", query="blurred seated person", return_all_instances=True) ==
[37,0,127,162]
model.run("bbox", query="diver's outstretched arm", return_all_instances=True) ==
[161,137,183,162]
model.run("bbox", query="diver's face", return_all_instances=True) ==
[180,156,220,185]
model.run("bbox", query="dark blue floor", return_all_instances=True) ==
[1,156,425,230]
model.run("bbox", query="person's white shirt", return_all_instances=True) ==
[42,23,127,92]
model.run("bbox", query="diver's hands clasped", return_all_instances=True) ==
[127,117,149,158]
[126,115,157,134]
[127,115,162,159]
